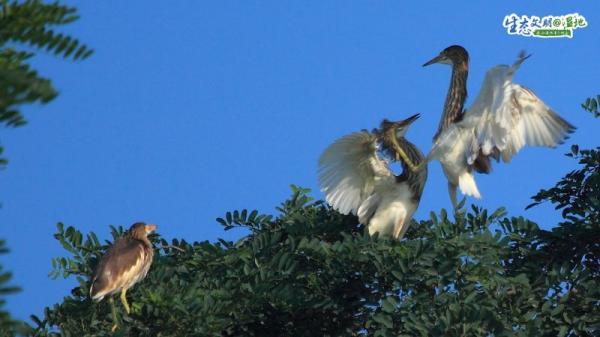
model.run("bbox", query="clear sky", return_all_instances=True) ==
[2,0,598,323]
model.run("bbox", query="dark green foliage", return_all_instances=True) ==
[527,110,600,288]
[525,142,600,336]
[582,96,600,117]
[0,2,91,336]
[29,177,599,336]
[0,0,92,165]
[0,240,26,337]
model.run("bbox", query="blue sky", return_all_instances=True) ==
[2,0,598,323]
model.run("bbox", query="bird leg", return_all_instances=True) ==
[109,297,120,332]
[394,147,424,172]
[390,136,425,172]
[393,216,407,240]
[120,288,131,314]
[448,182,458,210]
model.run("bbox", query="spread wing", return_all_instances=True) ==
[318,131,394,215]
[459,51,575,165]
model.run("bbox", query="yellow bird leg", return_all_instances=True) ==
[448,181,458,210]
[120,288,131,314]
[109,297,120,332]
[392,138,423,172]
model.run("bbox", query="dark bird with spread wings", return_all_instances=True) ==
[318,114,427,239]
[90,222,156,320]
[422,45,575,208]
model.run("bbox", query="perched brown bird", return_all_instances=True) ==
[90,222,157,316]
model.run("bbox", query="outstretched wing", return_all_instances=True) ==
[460,51,575,165]
[318,131,394,215]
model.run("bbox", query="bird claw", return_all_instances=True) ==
[411,162,425,172]
[394,145,422,173]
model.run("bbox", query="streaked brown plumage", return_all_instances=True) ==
[423,45,469,142]
[377,116,428,202]
[90,222,156,315]
[424,46,491,175]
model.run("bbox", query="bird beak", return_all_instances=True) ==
[404,113,420,125]
[145,224,157,233]
[423,54,445,67]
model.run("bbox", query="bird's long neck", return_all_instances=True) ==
[394,138,427,201]
[394,138,426,175]
[433,61,468,141]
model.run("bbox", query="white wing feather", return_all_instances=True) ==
[318,131,394,215]
[459,52,574,165]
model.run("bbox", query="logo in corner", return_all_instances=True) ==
[503,13,587,38]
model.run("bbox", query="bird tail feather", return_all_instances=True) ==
[458,172,481,199]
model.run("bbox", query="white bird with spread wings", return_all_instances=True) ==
[318,115,427,239]
[422,45,575,207]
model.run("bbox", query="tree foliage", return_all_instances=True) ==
[0,1,91,335]
[0,0,92,165]
[27,97,600,336]
[1,2,597,336]
[0,240,25,336]
[581,95,600,118]
[29,162,599,337]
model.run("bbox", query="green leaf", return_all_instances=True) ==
[373,313,393,328]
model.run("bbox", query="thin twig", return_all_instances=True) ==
[160,244,186,253]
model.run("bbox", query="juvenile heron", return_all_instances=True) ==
[90,222,156,326]
[318,114,427,239]
[421,45,574,208]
